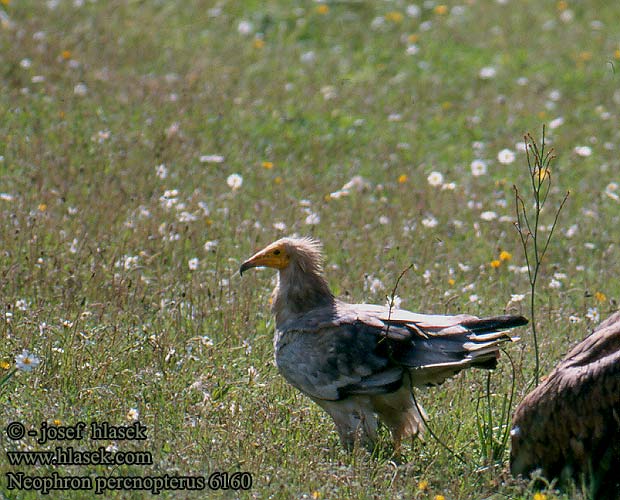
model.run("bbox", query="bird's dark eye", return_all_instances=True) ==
[273,249,281,255]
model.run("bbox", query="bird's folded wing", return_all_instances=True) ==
[276,321,405,401]
[280,301,523,341]
[277,302,524,397]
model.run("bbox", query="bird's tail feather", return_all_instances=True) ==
[462,315,528,333]
[397,315,526,386]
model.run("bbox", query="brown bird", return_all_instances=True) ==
[240,237,527,449]
[510,312,620,499]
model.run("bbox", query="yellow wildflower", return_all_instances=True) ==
[595,291,607,303]
[418,479,429,491]
[577,51,592,62]
[408,34,419,43]
[53,419,62,426]
[38,203,47,212]
[434,5,448,15]
[253,38,265,49]
[614,49,620,60]
[274,176,283,185]
[398,174,409,184]
[434,496,446,500]
[448,278,455,286]
[533,493,547,500]
[385,11,403,23]
[61,50,72,60]
[0,361,10,370]
[499,250,512,261]
[311,492,321,499]
[490,259,501,269]
[0,0,10,6]
[556,0,567,11]
[533,167,551,181]
[262,161,274,169]
[316,4,329,15]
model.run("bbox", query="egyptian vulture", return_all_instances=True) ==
[240,237,527,449]
[510,312,620,499]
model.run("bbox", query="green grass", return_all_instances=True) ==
[1,0,619,498]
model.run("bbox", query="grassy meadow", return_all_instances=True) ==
[1,0,619,498]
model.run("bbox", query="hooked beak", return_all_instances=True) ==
[239,259,257,276]
[239,245,289,276]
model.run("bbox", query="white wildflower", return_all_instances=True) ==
[604,182,619,201]
[406,4,421,17]
[15,299,29,311]
[421,216,438,228]
[156,164,168,179]
[497,148,516,164]
[565,224,578,238]
[226,173,243,190]
[304,212,320,225]
[479,66,497,79]
[574,146,592,157]
[247,366,259,381]
[341,175,370,192]
[585,307,599,323]
[365,276,385,294]
[427,171,444,187]
[386,295,402,310]
[116,255,139,270]
[559,9,574,22]
[177,211,198,222]
[204,240,218,252]
[15,350,41,372]
[237,20,253,35]
[200,154,225,163]
[198,201,209,216]
[73,83,88,96]
[549,117,564,129]
[370,16,385,30]
[480,211,498,221]
[188,257,199,271]
[321,86,337,100]
[300,51,316,63]
[516,76,529,86]
[470,159,487,177]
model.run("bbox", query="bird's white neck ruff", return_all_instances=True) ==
[272,263,334,326]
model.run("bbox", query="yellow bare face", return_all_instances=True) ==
[239,241,291,275]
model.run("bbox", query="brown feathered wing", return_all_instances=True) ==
[510,312,620,499]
